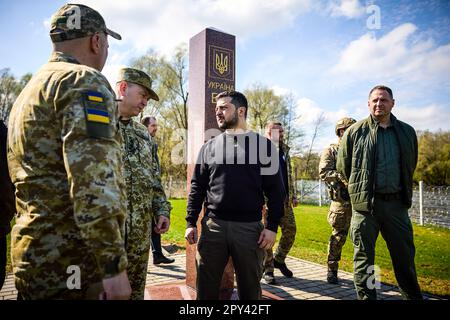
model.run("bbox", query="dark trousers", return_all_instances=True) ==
[196,217,265,300]
[0,236,6,290]
[151,221,162,256]
[350,198,422,300]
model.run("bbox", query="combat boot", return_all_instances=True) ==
[274,260,293,278]
[153,253,175,265]
[327,270,338,284]
[263,271,276,285]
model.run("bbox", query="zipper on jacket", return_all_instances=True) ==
[369,122,378,215]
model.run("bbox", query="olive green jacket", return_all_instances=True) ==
[336,114,418,212]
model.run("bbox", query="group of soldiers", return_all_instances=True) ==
[261,117,357,286]
[3,4,173,300]
[1,3,423,301]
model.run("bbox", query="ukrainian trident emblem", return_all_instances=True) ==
[215,53,228,75]
[209,45,234,80]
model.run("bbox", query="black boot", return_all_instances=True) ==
[274,260,293,278]
[263,271,276,285]
[327,270,338,284]
[153,253,175,265]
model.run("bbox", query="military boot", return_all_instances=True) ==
[263,271,276,285]
[327,270,338,284]
[153,253,175,265]
[274,260,293,278]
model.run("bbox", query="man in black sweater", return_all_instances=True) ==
[185,91,285,300]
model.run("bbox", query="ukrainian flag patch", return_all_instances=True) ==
[83,90,114,139]
[86,91,104,103]
[86,108,110,124]
[83,90,110,124]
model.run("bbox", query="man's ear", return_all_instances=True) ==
[238,106,246,117]
[90,32,101,54]
[117,81,128,98]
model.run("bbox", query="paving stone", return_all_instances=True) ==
[1,253,443,301]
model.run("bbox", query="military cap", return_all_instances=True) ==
[335,117,356,136]
[117,68,159,101]
[50,3,121,42]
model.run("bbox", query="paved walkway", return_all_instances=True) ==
[1,252,442,300]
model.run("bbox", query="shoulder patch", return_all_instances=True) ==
[82,90,114,139]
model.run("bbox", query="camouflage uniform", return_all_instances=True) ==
[117,68,170,300]
[319,143,352,272]
[264,142,297,272]
[319,117,356,275]
[7,52,127,299]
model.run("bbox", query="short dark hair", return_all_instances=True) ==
[216,90,248,117]
[369,85,394,100]
[141,115,156,127]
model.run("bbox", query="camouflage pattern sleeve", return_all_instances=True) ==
[152,184,172,219]
[319,145,342,183]
[58,69,128,278]
[151,154,171,218]
[285,147,297,201]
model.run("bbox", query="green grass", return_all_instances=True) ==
[6,200,450,297]
[165,200,450,297]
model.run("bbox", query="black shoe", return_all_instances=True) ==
[274,260,293,278]
[153,254,175,265]
[327,270,338,284]
[263,272,276,285]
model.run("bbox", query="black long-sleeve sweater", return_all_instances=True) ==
[186,131,285,232]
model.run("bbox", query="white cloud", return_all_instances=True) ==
[329,0,365,18]
[74,0,311,56]
[101,49,135,86]
[394,104,450,132]
[271,85,291,96]
[295,97,356,152]
[331,23,450,86]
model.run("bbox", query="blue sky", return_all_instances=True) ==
[1,0,449,152]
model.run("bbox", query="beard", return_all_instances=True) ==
[218,110,239,129]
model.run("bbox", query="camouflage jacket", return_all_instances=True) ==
[148,136,161,174]
[281,142,297,204]
[319,142,349,202]
[118,120,170,231]
[7,51,128,283]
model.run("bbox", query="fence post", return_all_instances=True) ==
[419,180,424,226]
[168,175,173,199]
[300,180,303,203]
[318,180,322,207]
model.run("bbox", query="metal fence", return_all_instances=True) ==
[163,177,450,229]
[297,180,450,229]
[162,177,187,199]
[410,183,450,229]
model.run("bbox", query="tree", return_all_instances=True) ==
[280,92,303,153]
[302,112,326,178]
[244,83,288,133]
[131,45,189,183]
[291,153,321,180]
[0,69,31,123]
[415,130,450,185]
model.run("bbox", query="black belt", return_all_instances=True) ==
[374,192,401,201]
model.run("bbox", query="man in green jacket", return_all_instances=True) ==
[337,85,422,300]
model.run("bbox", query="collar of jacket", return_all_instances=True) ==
[367,113,398,129]
[49,51,81,65]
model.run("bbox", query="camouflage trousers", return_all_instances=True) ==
[327,200,352,272]
[263,202,297,273]
[125,209,153,300]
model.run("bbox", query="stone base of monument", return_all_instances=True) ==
[144,281,283,300]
